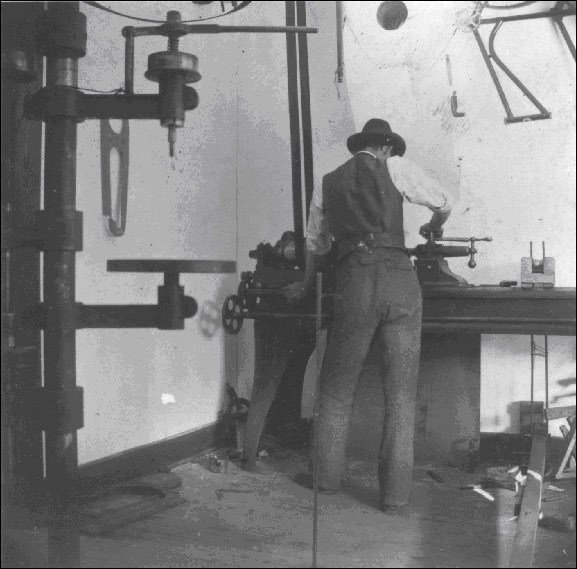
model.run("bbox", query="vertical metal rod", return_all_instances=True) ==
[124,27,135,95]
[285,1,305,268]
[530,334,535,434]
[312,271,322,568]
[544,335,549,433]
[296,1,315,219]
[335,1,344,83]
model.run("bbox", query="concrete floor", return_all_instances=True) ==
[3,443,576,568]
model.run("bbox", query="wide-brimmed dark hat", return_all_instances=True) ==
[347,118,406,157]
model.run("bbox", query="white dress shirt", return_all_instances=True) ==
[306,151,453,255]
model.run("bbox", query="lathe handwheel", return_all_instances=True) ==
[222,295,244,335]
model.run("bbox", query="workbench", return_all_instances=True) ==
[412,286,576,464]
[243,286,576,469]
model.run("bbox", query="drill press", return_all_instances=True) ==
[408,235,492,287]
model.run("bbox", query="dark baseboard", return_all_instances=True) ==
[74,418,234,497]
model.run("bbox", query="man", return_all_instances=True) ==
[284,118,453,513]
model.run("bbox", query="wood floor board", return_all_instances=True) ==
[3,448,574,568]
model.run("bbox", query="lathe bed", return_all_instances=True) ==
[225,236,575,468]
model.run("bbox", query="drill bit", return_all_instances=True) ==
[168,125,176,157]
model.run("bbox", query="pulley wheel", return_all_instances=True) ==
[145,51,201,83]
[222,294,244,335]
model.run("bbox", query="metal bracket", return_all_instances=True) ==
[446,55,466,118]
[101,119,129,236]
[451,91,466,118]
[472,5,575,124]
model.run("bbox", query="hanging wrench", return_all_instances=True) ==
[100,119,129,236]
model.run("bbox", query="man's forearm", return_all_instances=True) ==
[429,208,451,230]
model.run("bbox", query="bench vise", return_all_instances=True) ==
[408,235,492,287]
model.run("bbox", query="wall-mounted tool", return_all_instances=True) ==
[446,55,465,118]
[100,119,129,236]
[519,241,555,288]
[408,235,493,287]
[470,2,575,124]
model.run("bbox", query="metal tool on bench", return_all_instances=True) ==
[408,235,492,287]
[519,241,555,288]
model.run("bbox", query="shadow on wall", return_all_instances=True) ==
[551,376,576,404]
[200,278,240,439]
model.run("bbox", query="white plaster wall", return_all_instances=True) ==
[72,1,575,465]
[76,1,295,463]
[343,1,576,433]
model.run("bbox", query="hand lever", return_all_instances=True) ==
[436,237,492,268]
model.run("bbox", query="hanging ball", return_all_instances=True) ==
[376,1,408,31]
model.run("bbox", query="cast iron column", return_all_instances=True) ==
[43,0,82,496]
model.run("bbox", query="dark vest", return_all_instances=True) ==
[323,153,406,255]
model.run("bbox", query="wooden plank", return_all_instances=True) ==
[544,405,576,421]
[78,492,186,535]
[421,287,576,336]
[555,418,576,479]
[559,424,577,461]
[509,425,548,568]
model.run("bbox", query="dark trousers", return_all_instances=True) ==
[315,247,422,507]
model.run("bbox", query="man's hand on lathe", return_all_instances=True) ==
[419,222,444,240]
[283,282,308,303]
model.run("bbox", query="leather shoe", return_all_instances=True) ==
[379,501,410,516]
[293,472,337,495]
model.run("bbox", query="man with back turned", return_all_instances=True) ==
[285,118,453,513]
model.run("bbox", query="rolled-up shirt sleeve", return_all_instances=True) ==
[306,179,333,256]
[388,156,453,213]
